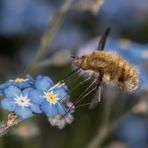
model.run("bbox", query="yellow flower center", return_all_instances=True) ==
[15,78,27,82]
[46,93,57,104]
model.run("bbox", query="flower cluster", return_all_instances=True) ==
[0,75,74,129]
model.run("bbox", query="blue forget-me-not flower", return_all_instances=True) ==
[48,101,75,129]
[0,75,74,129]
[29,75,69,118]
[1,86,42,119]
[0,75,33,96]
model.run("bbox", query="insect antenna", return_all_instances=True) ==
[71,56,76,59]
[70,55,78,59]
[97,27,111,51]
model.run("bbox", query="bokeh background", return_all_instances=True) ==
[0,0,148,148]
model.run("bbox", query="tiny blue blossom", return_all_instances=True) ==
[29,75,69,118]
[48,101,75,129]
[9,74,34,89]
[1,85,42,119]
[0,81,11,96]
[0,75,34,96]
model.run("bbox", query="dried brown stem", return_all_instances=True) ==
[0,113,22,137]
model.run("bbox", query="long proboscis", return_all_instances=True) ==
[61,68,80,82]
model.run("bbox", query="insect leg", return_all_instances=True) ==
[63,78,97,115]
[89,68,104,109]
[74,78,98,106]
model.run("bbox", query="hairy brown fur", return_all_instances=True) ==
[73,51,138,91]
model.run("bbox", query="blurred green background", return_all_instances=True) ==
[0,0,148,148]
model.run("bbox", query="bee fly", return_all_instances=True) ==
[63,27,138,110]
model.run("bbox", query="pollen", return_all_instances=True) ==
[15,77,27,82]
[46,92,57,104]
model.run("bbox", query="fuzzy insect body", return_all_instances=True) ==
[73,50,138,91]
[68,27,139,109]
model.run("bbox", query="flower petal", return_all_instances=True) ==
[56,103,67,115]
[60,84,68,91]
[26,74,34,83]
[30,103,42,113]
[1,98,16,111]
[15,106,32,119]
[53,87,68,100]
[22,88,33,96]
[0,81,12,90]
[35,75,54,91]
[29,89,44,105]
[4,86,21,98]
[41,102,57,117]
[0,90,3,96]
[14,82,30,89]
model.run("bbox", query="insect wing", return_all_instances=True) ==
[97,27,111,51]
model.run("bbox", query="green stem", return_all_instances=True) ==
[28,0,73,74]
[86,95,114,148]
[29,58,53,72]
[86,101,131,148]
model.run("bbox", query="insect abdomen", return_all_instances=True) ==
[103,53,139,91]
[84,51,139,91]
[109,58,138,91]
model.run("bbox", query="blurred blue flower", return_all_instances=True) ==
[115,114,148,148]
[0,75,34,96]
[100,0,148,27]
[29,75,69,117]
[1,85,42,119]
[0,81,12,96]
[0,0,53,35]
